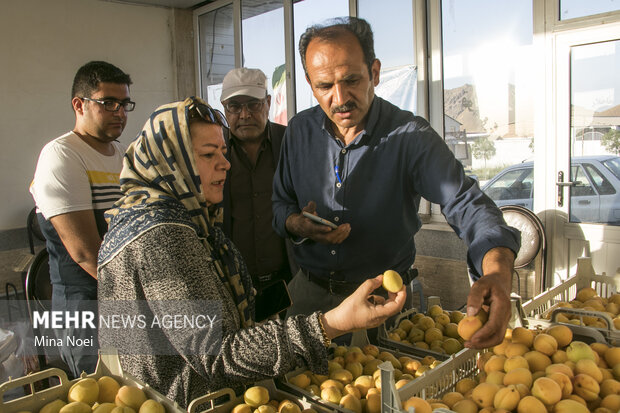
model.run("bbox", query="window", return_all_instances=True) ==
[441,0,535,188]
[197,4,235,109]
[560,0,620,20]
[293,0,349,113]
[359,0,416,113]
[483,166,533,207]
[603,157,620,180]
[241,0,286,123]
[571,165,596,197]
[584,163,616,195]
[570,40,620,224]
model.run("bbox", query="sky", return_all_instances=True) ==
[443,0,620,111]
[560,0,620,20]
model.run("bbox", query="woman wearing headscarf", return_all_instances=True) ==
[97,97,405,408]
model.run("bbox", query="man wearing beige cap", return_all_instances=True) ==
[219,68,295,316]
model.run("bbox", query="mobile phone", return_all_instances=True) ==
[302,211,338,229]
[255,279,293,322]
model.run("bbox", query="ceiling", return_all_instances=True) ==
[107,0,211,9]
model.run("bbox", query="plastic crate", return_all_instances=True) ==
[277,344,445,413]
[377,303,456,361]
[352,320,449,361]
[522,258,617,316]
[378,348,480,412]
[521,257,620,345]
[188,378,334,413]
[546,307,613,344]
[0,348,184,413]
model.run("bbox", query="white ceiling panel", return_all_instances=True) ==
[104,0,209,9]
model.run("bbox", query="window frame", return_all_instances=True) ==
[192,0,620,228]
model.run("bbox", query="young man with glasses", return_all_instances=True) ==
[30,61,133,377]
[219,68,296,310]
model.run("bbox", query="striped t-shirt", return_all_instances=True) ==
[31,131,124,218]
[30,131,125,286]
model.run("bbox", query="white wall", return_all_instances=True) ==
[0,0,177,230]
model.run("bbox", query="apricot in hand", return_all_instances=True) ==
[457,309,488,340]
[382,270,403,293]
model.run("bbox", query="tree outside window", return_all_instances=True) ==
[602,129,620,155]
[472,137,496,169]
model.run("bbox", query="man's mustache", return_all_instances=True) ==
[331,102,356,114]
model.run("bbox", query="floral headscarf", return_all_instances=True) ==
[99,97,254,327]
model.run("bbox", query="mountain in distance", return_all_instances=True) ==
[444,84,486,133]
[595,104,620,117]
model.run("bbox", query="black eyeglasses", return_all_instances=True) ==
[224,100,264,114]
[189,102,229,128]
[82,97,136,112]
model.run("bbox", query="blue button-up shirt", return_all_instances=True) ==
[272,97,520,283]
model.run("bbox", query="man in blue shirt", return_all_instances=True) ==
[272,17,521,349]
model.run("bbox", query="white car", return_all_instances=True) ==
[481,155,620,224]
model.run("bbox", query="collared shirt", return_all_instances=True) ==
[229,128,287,278]
[272,97,520,283]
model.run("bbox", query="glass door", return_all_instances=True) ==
[550,22,620,283]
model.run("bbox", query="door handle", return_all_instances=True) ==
[578,200,590,205]
[556,171,576,207]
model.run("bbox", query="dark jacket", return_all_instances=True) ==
[221,121,298,276]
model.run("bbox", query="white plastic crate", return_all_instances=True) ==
[378,348,480,413]
[522,258,617,316]
[0,347,184,413]
[277,343,446,413]
[521,257,620,345]
[188,378,334,413]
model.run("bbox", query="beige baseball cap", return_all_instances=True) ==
[220,68,268,102]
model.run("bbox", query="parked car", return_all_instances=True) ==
[481,155,620,225]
